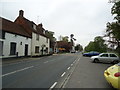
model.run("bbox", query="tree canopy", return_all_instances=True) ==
[106,1,120,54]
[84,36,107,53]
[75,44,83,51]
[62,36,69,42]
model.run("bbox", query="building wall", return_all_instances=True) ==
[1,32,31,58]
[39,35,50,55]
[31,32,40,56]
[31,32,50,56]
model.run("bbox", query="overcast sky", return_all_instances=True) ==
[0,0,114,47]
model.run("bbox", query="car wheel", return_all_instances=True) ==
[94,58,99,63]
[112,60,119,64]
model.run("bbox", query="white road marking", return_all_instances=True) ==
[71,64,73,66]
[74,61,76,63]
[44,60,55,64]
[49,82,57,89]
[67,67,70,70]
[2,66,34,77]
[61,72,66,77]
[44,61,48,63]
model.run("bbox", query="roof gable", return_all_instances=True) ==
[0,17,31,38]
[14,11,48,38]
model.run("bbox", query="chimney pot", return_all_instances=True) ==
[19,10,24,17]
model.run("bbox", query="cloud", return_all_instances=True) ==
[0,0,113,47]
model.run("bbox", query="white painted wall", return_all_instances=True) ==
[39,35,50,55]
[1,32,31,58]
[31,32,50,56]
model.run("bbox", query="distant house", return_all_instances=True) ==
[56,41,72,53]
[0,17,31,58]
[14,10,50,56]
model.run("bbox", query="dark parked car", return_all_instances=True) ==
[83,51,100,57]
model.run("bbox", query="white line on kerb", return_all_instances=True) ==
[49,82,57,89]
[2,66,34,77]
[67,67,70,70]
[61,72,66,77]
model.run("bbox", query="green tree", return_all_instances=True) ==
[84,36,107,53]
[70,34,76,46]
[94,36,107,52]
[84,41,95,52]
[62,36,69,42]
[75,44,83,51]
[106,1,120,54]
[45,30,56,41]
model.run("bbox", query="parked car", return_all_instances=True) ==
[70,50,76,53]
[83,51,100,57]
[91,53,120,63]
[104,63,120,89]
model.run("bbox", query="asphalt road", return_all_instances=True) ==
[2,53,79,88]
[2,53,114,89]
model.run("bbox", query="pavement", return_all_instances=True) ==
[62,56,114,89]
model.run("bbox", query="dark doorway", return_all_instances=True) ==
[10,42,16,55]
[0,41,3,56]
[25,44,28,56]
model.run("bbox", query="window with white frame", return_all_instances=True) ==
[35,46,39,53]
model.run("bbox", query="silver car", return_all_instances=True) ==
[91,53,120,64]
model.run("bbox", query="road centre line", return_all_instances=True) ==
[74,61,76,63]
[2,66,34,77]
[49,82,57,90]
[61,72,66,77]
[67,67,70,70]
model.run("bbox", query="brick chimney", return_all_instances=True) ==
[38,23,43,28]
[19,10,24,17]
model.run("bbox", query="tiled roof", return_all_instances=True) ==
[0,17,31,38]
[15,16,48,38]
[15,16,37,36]
[57,41,72,47]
